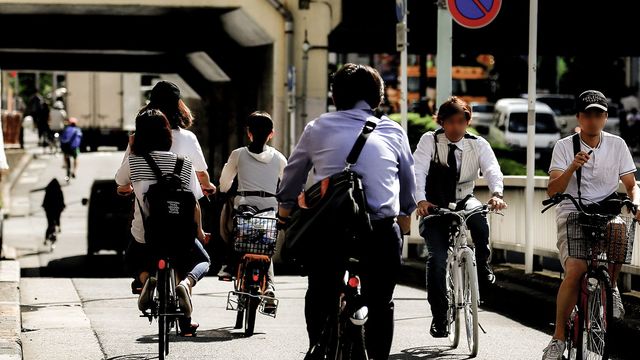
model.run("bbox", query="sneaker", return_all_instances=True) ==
[217,265,233,281]
[263,289,277,315]
[542,339,565,360]
[176,280,193,317]
[131,279,143,295]
[612,287,625,320]
[478,263,496,285]
[138,277,156,312]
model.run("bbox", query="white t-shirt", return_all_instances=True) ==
[170,128,208,172]
[115,151,203,244]
[120,128,208,172]
[548,132,636,215]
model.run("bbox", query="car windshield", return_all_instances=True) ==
[508,112,559,134]
[536,97,575,116]
[472,104,494,113]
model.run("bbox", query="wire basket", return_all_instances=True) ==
[233,211,278,256]
[566,212,636,264]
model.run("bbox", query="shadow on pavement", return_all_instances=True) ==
[21,254,128,278]
[388,346,473,360]
[105,353,157,360]
[135,326,242,344]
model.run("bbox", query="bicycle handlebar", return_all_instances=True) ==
[541,192,638,215]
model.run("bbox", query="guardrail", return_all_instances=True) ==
[407,176,640,288]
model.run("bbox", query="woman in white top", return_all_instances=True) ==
[218,111,287,305]
[116,109,210,337]
[120,81,216,195]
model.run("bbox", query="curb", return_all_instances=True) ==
[0,260,21,360]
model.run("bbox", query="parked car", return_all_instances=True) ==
[489,98,561,155]
[84,179,133,256]
[470,101,495,130]
[520,93,575,136]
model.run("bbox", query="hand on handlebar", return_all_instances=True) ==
[488,197,507,212]
[416,200,436,217]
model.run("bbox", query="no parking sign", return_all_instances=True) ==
[447,0,502,29]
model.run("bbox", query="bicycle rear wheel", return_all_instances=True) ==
[579,273,612,360]
[157,270,168,360]
[446,262,460,348]
[463,259,479,357]
[337,322,367,360]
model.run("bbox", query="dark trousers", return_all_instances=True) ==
[305,219,402,360]
[422,212,490,320]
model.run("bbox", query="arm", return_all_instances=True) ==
[194,201,209,244]
[477,139,507,210]
[413,133,435,217]
[218,150,240,193]
[196,170,216,195]
[546,142,590,197]
[276,124,315,218]
[397,129,417,217]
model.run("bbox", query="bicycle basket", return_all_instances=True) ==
[566,212,635,264]
[233,210,278,256]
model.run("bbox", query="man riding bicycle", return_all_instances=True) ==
[276,63,416,359]
[413,96,507,338]
[542,90,640,360]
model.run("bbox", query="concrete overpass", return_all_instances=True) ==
[0,0,340,174]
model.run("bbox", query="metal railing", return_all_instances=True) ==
[408,176,640,278]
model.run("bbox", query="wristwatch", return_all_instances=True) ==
[491,192,504,199]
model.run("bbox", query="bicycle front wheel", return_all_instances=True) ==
[446,262,460,348]
[463,259,479,357]
[579,273,612,360]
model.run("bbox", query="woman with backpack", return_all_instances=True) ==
[217,111,287,308]
[116,109,210,337]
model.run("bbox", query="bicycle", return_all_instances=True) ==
[306,255,369,360]
[541,192,637,360]
[426,203,500,357]
[226,208,279,336]
[140,256,185,360]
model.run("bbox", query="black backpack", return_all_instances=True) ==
[137,154,197,255]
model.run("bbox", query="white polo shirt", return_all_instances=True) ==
[548,131,636,215]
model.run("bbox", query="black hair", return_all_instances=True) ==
[330,63,384,111]
[131,109,172,155]
[436,96,472,126]
[247,111,273,153]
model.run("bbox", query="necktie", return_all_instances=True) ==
[448,144,459,180]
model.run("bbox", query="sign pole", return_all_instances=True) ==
[437,1,453,109]
[525,0,538,274]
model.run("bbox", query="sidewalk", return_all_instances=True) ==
[0,130,40,360]
[400,258,640,360]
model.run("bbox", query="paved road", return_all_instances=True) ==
[4,149,555,359]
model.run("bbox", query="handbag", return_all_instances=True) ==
[283,119,377,264]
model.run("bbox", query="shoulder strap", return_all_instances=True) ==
[346,120,377,166]
[142,153,164,180]
[433,131,441,163]
[572,133,582,198]
[173,156,184,176]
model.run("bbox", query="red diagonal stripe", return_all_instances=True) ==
[471,0,490,15]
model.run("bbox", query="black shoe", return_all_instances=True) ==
[429,318,449,338]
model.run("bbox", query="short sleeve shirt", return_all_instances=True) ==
[548,132,636,214]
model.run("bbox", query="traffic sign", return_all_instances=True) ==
[447,0,501,29]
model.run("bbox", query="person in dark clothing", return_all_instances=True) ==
[42,178,65,248]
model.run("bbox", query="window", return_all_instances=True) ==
[508,112,558,134]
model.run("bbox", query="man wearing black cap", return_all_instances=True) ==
[542,90,640,360]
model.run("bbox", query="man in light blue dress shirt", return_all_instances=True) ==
[277,64,416,359]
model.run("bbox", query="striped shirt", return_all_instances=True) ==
[115,151,203,243]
